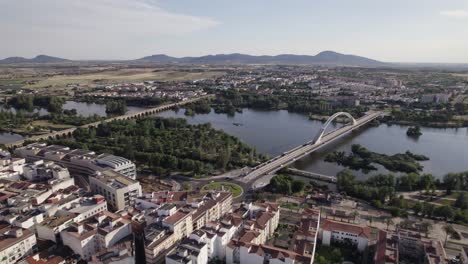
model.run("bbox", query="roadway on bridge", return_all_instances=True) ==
[241,111,381,185]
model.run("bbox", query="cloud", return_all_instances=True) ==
[0,0,219,59]
[440,10,468,18]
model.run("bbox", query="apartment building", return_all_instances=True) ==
[165,233,209,264]
[190,192,233,230]
[320,219,371,252]
[89,170,141,211]
[0,223,37,264]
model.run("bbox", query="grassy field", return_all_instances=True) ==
[202,182,243,198]
[31,120,75,129]
[23,69,225,89]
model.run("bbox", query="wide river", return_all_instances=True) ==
[158,108,468,179]
[2,104,467,179]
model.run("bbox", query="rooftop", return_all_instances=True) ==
[322,219,372,239]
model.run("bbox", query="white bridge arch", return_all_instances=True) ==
[313,112,356,143]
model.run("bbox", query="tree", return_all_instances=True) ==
[443,224,455,246]
[421,221,432,238]
[351,210,359,222]
[413,201,423,216]
[455,192,468,210]
[434,205,454,220]
[291,179,305,193]
[337,169,356,192]
[385,218,394,230]
[11,94,34,112]
[105,100,127,115]
[444,173,460,195]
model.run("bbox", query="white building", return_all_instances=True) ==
[89,170,142,211]
[0,149,25,181]
[165,234,208,264]
[320,219,371,252]
[226,241,311,264]
[95,154,136,179]
[23,160,70,182]
[36,214,75,243]
[61,223,98,261]
[0,224,37,264]
[15,143,136,180]
[57,195,107,222]
[61,211,132,261]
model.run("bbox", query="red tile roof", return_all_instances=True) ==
[163,211,188,225]
[322,219,371,239]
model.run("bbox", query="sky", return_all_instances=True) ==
[1,0,468,63]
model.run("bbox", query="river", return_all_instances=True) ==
[0,101,146,144]
[2,104,467,179]
[1,101,145,117]
[157,108,468,179]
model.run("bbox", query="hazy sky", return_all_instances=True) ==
[1,0,468,62]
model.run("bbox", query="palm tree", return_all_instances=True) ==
[385,218,394,231]
[421,221,432,238]
[351,210,359,223]
[444,224,455,246]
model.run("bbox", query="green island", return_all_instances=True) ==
[202,182,243,198]
[406,125,423,137]
[325,144,429,173]
[105,100,127,115]
[44,117,265,176]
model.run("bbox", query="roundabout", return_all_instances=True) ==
[202,181,244,198]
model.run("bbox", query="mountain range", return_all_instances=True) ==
[0,51,386,67]
[0,55,69,64]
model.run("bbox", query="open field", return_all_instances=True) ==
[31,120,75,129]
[23,69,225,89]
[0,67,226,91]
[202,182,243,198]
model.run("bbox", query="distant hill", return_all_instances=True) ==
[0,51,386,67]
[138,51,386,67]
[0,55,69,64]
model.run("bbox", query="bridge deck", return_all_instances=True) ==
[242,111,381,183]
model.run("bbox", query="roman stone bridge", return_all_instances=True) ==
[4,95,214,149]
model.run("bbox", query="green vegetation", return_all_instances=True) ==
[105,100,127,115]
[45,113,104,126]
[385,108,468,127]
[338,169,468,223]
[202,182,243,198]
[325,144,429,173]
[202,90,368,117]
[406,126,422,137]
[9,94,34,112]
[0,110,33,131]
[79,95,174,107]
[443,172,468,195]
[314,245,362,264]
[46,117,264,176]
[9,95,65,113]
[267,174,305,195]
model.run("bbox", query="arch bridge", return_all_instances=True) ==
[243,111,382,184]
